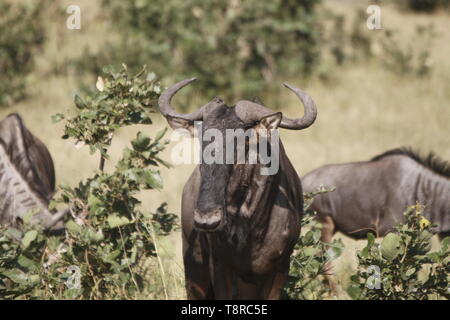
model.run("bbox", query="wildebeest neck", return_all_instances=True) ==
[0,141,56,229]
[222,159,281,252]
[0,114,65,232]
[415,166,450,234]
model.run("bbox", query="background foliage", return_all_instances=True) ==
[284,187,344,300]
[71,0,440,101]
[0,0,47,106]
[396,0,450,12]
[0,66,179,299]
[0,0,449,300]
[348,204,450,300]
[76,0,322,101]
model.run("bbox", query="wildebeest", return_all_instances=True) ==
[0,113,66,231]
[302,147,450,292]
[159,78,317,299]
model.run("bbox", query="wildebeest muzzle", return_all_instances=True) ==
[193,206,223,232]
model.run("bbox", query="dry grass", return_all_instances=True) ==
[2,0,449,299]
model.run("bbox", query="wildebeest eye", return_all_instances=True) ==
[242,122,256,130]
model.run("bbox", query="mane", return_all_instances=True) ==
[371,147,450,178]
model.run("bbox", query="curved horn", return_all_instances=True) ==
[234,83,317,130]
[158,77,205,121]
[279,82,317,130]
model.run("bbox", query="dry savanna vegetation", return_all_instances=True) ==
[0,0,449,299]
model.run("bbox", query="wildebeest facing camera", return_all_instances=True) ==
[0,0,448,306]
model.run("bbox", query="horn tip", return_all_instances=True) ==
[283,82,308,96]
[282,82,297,91]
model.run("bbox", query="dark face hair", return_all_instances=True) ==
[193,103,282,233]
[196,105,245,219]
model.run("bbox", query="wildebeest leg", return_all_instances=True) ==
[235,273,286,300]
[264,270,288,300]
[183,231,213,299]
[210,258,233,299]
[438,231,450,241]
[319,215,339,296]
[236,278,260,299]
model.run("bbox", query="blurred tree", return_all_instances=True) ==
[396,0,450,12]
[0,0,47,106]
[86,0,322,102]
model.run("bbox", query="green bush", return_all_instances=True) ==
[77,0,322,101]
[379,25,436,77]
[71,38,152,94]
[399,0,450,12]
[0,66,178,299]
[0,221,58,298]
[0,0,47,106]
[284,187,344,300]
[348,204,450,300]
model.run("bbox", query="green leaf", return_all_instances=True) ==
[83,110,98,119]
[64,288,82,299]
[367,232,375,247]
[47,236,61,252]
[360,246,369,259]
[154,128,167,142]
[130,245,137,264]
[132,132,150,151]
[427,252,441,263]
[303,247,317,257]
[155,157,172,168]
[381,233,402,261]
[440,236,450,251]
[87,228,104,243]
[105,249,121,262]
[88,193,103,215]
[66,220,82,234]
[1,268,30,284]
[89,145,97,155]
[144,171,163,189]
[74,94,87,110]
[23,208,38,225]
[405,267,416,277]
[18,255,38,271]
[5,227,23,241]
[326,243,343,261]
[346,284,362,300]
[51,113,64,123]
[418,230,433,242]
[58,183,74,194]
[107,214,131,228]
[22,230,38,248]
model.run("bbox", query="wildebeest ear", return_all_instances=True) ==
[166,115,195,136]
[257,112,282,130]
